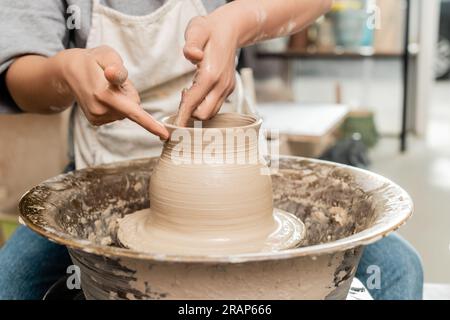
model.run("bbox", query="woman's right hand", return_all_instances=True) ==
[54,45,169,139]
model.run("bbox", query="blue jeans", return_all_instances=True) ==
[0,226,72,300]
[355,233,423,300]
[0,227,423,300]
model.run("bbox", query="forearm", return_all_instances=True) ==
[5,54,74,113]
[210,0,332,48]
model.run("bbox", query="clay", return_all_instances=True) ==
[117,113,305,255]
[117,208,304,255]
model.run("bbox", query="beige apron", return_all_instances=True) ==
[74,0,244,169]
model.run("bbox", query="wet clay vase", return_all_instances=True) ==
[118,113,304,255]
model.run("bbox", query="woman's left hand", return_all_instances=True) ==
[175,16,238,126]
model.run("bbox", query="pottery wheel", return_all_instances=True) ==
[117,208,305,255]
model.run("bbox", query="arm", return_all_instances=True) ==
[217,0,332,48]
[5,47,169,139]
[1,0,168,138]
[0,0,68,114]
[5,54,74,114]
[176,0,332,125]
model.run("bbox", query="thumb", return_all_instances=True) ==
[184,17,209,64]
[104,64,128,86]
[92,45,129,85]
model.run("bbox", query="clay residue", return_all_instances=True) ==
[272,159,375,246]
[20,157,375,252]
[76,159,373,251]
[75,203,122,246]
[19,159,156,247]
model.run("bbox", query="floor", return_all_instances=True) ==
[370,80,450,285]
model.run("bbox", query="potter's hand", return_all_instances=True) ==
[175,0,333,127]
[55,46,169,139]
[175,16,237,126]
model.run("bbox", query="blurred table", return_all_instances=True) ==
[259,103,349,158]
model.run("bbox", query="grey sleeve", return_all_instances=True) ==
[0,0,69,113]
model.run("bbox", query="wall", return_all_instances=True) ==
[0,111,69,215]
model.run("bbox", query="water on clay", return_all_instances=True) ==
[116,207,306,255]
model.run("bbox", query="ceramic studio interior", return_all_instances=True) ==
[0,0,449,302]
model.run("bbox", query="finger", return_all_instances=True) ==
[111,79,140,104]
[94,90,169,139]
[91,45,129,85]
[174,88,190,127]
[127,108,168,139]
[184,17,209,64]
[104,64,128,85]
[83,102,125,126]
[211,78,235,116]
[210,93,228,118]
[192,87,224,120]
[175,69,217,126]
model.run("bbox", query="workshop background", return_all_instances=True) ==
[1,0,449,299]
